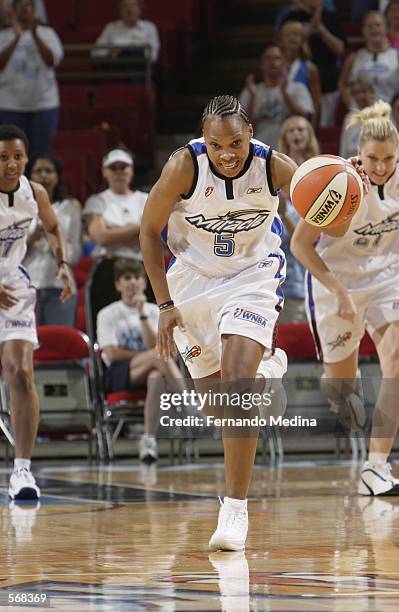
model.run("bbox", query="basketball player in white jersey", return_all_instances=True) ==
[140,95,297,551]
[0,125,73,500]
[291,100,399,496]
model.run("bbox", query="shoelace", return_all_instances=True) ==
[13,468,33,482]
[218,497,247,532]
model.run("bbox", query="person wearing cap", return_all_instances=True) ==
[83,147,149,337]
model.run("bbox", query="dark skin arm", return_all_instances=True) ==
[140,148,194,359]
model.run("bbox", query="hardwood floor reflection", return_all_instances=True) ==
[0,462,398,610]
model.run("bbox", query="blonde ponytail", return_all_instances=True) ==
[346,100,399,146]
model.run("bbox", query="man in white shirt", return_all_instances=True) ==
[93,0,160,64]
[240,44,314,148]
[97,258,182,462]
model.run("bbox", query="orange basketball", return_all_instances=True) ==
[290,155,364,228]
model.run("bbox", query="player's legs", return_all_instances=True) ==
[1,340,39,458]
[369,321,399,456]
[220,334,264,499]
[355,321,399,495]
[1,339,41,500]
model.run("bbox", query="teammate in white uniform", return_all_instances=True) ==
[0,125,73,500]
[140,95,296,551]
[291,100,399,496]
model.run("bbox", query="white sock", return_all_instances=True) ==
[224,496,247,510]
[368,452,388,465]
[143,433,155,441]
[14,458,31,471]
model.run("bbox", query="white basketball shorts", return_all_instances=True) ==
[167,255,285,378]
[0,266,37,346]
[306,271,399,363]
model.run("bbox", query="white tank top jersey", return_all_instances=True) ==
[316,165,399,289]
[0,175,38,274]
[166,137,284,277]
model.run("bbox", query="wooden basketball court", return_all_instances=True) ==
[1,461,398,611]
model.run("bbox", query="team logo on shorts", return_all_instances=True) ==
[186,209,270,234]
[5,320,32,329]
[205,186,214,197]
[182,345,202,363]
[328,331,352,351]
[234,308,267,328]
[393,302,399,310]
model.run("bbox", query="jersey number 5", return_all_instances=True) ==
[214,233,235,257]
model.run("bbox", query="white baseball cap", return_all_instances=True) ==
[102,149,133,167]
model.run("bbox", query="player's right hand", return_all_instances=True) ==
[335,288,356,322]
[0,284,19,310]
[157,307,186,361]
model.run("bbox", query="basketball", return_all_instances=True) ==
[290,155,364,228]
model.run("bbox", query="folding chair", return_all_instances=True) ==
[0,326,106,463]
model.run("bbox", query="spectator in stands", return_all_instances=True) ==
[279,20,322,127]
[97,258,183,463]
[93,0,160,64]
[0,0,46,26]
[278,0,346,127]
[0,0,63,155]
[276,0,336,30]
[351,1,378,22]
[385,0,399,48]
[23,154,81,326]
[83,147,149,336]
[392,91,399,128]
[339,76,375,159]
[239,44,314,148]
[277,115,318,322]
[338,11,399,109]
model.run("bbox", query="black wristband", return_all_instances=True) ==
[159,300,174,311]
[58,260,69,267]
[139,315,148,320]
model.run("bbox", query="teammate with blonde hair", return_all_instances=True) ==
[291,100,399,495]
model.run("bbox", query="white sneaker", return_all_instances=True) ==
[209,497,248,551]
[9,500,40,543]
[256,348,288,419]
[358,461,399,496]
[138,434,158,463]
[8,468,40,500]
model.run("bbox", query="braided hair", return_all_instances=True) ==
[201,95,250,127]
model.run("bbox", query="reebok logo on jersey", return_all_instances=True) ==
[5,320,32,329]
[205,186,214,197]
[182,345,202,363]
[234,308,267,328]
[247,187,262,194]
[258,259,273,268]
[186,209,270,234]
[328,331,352,351]
[354,211,399,237]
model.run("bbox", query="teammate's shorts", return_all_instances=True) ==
[0,266,37,347]
[306,271,399,363]
[167,255,285,378]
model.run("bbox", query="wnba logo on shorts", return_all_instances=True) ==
[5,320,32,329]
[182,345,202,363]
[234,308,267,328]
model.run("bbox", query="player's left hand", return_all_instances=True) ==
[157,307,186,361]
[56,263,74,302]
[349,156,369,195]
